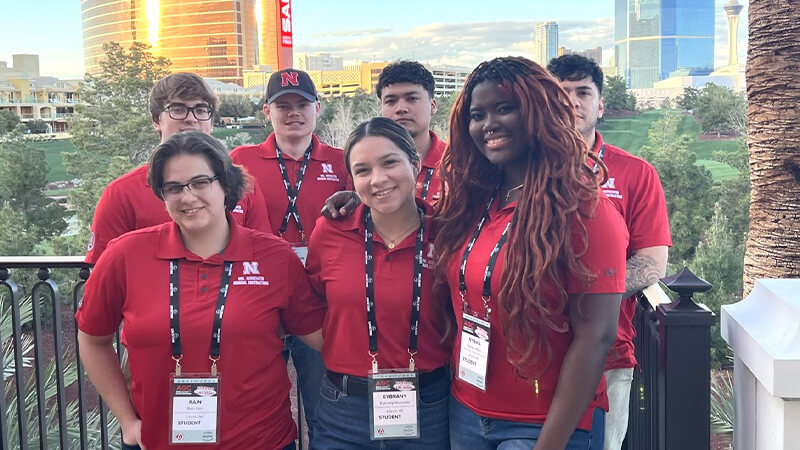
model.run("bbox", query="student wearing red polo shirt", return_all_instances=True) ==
[434,57,628,449]
[85,73,270,264]
[230,68,349,442]
[548,54,671,450]
[306,117,452,449]
[322,62,447,219]
[377,61,446,203]
[77,131,324,450]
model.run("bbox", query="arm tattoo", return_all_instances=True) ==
[624,253,663,297]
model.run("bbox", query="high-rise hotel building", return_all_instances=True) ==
[81,0,293,85]
[615,0,714,89]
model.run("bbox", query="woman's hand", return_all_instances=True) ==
[121,418,146,449]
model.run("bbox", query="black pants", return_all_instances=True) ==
[122,440,296,449]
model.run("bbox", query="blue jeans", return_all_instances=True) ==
[590,407,606,450]
[449,396,600,449]
[312,371,450,449]
[283,335,326,442]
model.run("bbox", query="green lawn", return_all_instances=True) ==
[31,127,269,183]
[598,110,742,181]
[34,119,740,182]
[31,139,77,183]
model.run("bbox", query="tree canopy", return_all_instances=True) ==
[64,41,171,247]
[603,75,637,111]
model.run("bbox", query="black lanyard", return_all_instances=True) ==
[592,139,606,174]
[169,260,234,376]
[364,207,425,371]
[275,144,313,242]
[458,192,516,319]
[419,167,434,200]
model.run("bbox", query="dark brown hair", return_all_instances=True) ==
[148,131,251,211]
[149,73,218,122]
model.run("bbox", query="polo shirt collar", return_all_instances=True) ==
[155,214,253,263]
[591,131,604,154]
[421,130,445,169]
[259,133,326,162]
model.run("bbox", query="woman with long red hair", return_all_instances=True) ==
[435,56,628,449]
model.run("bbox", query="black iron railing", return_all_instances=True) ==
[625,268,715,450]
[0,256,307,449]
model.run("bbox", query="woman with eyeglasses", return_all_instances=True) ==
[77,131,324,450]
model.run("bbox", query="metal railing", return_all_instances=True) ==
[0,256,307,449]
[625,268,714,450]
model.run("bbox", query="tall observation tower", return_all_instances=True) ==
[724,0,744,67]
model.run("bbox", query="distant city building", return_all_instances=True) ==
[428,64,470,97]
[295,53,344,72]
[0,57,80,133]
[615,0,715,89]
[81,0,294,86]
[631,75,737,108]
[556,46,603,65]
[710,0,745,91]
[533,21,559,66]
[242,61,470,98]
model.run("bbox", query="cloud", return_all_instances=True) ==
[310,28,393,39]
[296,6,748,72]
[295,19,615,68]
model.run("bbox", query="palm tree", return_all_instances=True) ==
[743,0,800,294]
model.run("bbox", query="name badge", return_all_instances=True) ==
[457,313,491,391]
[292,245,308,266]
[367,370,420,440]
[170,375,220,444]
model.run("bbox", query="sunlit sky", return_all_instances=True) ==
[0,0,748,79]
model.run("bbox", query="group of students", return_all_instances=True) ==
[75,54,670,450]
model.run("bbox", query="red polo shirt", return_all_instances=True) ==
[416,131,446,203]
[85,165,271,264]
[77,218,325,450]
[592,132,673,370]
[447,194,628,430]
[306,200,451,376]
[231,134,350,244]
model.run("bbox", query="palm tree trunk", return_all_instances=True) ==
[743,0,800,294]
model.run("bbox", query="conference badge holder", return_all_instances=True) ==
[291,244,308,266]
[457,313,491,391]
[169,372,220,444]
[367,369,420,440]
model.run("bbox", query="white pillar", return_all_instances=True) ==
[721,279,800,450]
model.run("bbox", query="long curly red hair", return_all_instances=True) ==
[434,56,607,380]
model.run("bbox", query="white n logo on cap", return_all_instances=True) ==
[281,72,299,87]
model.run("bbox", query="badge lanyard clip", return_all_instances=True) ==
[173,355,183,376]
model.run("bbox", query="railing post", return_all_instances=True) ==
[658,267,715,450]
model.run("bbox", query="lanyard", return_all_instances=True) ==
[364,207,426,372]
[275,143,314,242]
[592,139,606,174]
[458,192,516,320]
[419,167,434,200]
[169,260,234,376]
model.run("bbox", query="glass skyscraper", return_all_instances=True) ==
[615,0,715,89]
[81,0,294,85]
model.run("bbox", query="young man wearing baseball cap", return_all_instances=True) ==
[230,68,349,443]
[85,72,271,264]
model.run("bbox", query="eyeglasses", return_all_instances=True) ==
[160,176,219,201]
[163,104,214,121]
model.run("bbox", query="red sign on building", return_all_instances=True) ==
[280,0,293,47]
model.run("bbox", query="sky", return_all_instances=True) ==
[0,0,749,79]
